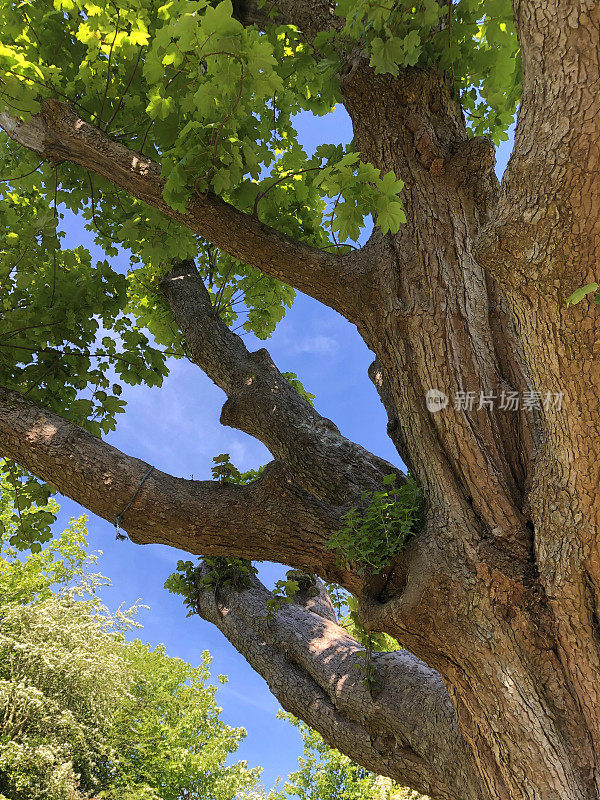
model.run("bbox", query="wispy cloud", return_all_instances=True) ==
[220,685,280,715]
[291,334,339,356]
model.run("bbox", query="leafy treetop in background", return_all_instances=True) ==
[277,714,425,800]
[0,504,261,800]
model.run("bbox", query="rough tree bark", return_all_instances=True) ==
[1,1,600,799]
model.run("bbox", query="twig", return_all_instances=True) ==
[253,166,323,217]
[319,242,358,252]
[97,9,121,126]
[213,261,236,313]
[104,45,143,132]
[447,0,455,88]
[6,463,25,542]
[194,51,245,191]
[328,190,345,272]
[0,160,44,184]
[139,119,154,153]
[22,10,42,47]
[50,163,58,307]
[0,242,31,294]
[207,52,244,164]
[23,361,58,397]
[0,321,60,341]
[2,69,94,117]
[0,341,182,365]
[86,171,119,243]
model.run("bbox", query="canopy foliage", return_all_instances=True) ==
[0,0,520,551]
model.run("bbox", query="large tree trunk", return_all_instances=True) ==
[1,2,600,799]
[337,63,599,800]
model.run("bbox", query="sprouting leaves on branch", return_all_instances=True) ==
[165,556,259,612]
[327,474,423,576]
[165,453,262,606]
[566,282,600,307]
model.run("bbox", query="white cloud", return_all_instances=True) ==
[291,334,339,356]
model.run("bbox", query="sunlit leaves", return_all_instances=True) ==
[0,520,261,800]
[336,0,520,143]
[0,0,408,376]
[280,714,411,800]
[0,0,522,558]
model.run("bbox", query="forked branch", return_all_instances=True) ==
[0,386,361,589]
[193,569,482,800]
[160,260,399,505]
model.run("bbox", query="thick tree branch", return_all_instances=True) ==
[0,101,357,315]
[0,386,363,590]
[160,260,399,504]
[472,4,600,671]
[193,570,482,800]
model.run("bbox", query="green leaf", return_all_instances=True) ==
[566,283,599,306]
[376,199,406,234]
[369,36,404,76]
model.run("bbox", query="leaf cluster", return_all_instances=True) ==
[0,0,409,353]
[210,452,265,485]
[327,474,423,576]
[165,556,259,611]
[336,0,520,143]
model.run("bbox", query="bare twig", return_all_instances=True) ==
[6,463,25,542]
[50,163,58,307]
[2,69,94,117]
[253,166,323,217]
[86,171,119,243]
[0,321,60,341]
[0,160,44,184]
[0,242,31,294]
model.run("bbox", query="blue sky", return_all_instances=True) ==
[53,105,514,791]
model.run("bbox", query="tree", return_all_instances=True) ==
[0,514,260,799]
[279,714,425,800]
[0,0,597,797]
[242,714,425,800]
